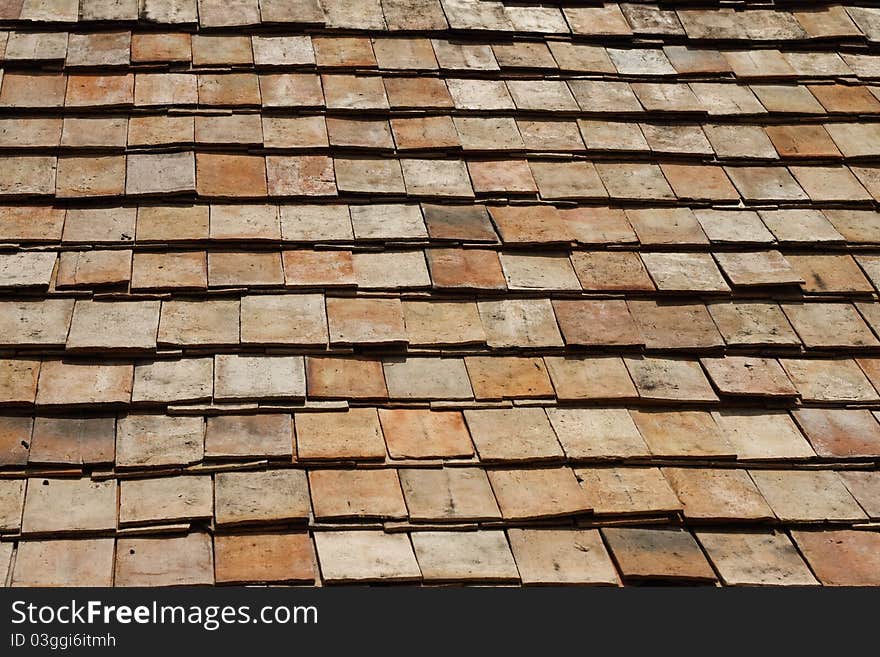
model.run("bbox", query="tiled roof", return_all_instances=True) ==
[0,0,879,587]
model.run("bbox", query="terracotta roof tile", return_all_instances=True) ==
[131,251,206,291]
[0,205,65,242]
[839,471,880,519]
[379,409,472,459]
[119,475,212,526]
[596,162,673,201]
[577,467,680,516]
[116,415,204,468]
[158,299,239,347]
[464,407,561,463]
[508,529,619,586]
[306,356,387,400]
[465,355,553,400]
[696,531,817,586]
[0,417,31,467]
[478,298,562,348]
[327,297,405,346]
[640,252,730,293]
[36,361,132,407]
[129,116,194,147]
[663,468,773,522]
[792,408,880,459]
[215,532,316,585]
[310,468,406,520]
[725,166,807,202]
[214,354,305,401]
[602,527,716,583]
[349,203,425,240]
[791,166,872,202]
[131,357,213,403]
[5,31,68,61]
[628,301,723,350]
[215,469,310,525]
[552,299,642,348]
[758,209,844,244]
[412,531,518,583]
[488,467,591,520]
[383,76,452,108]
[492,41,555,70]
[295,408,386,461]
[713,251,801,287]
[783,303,879,348]
[392,116,460,151]
[426,249,507,290]
[630,410,733,459]
[205,414,293,460]
[259,0,324,25]
[571,251,654,292]
[334,157,404,194]
[374,37,436,70]
[135,72,198,105]
[115,533,213,586]
[701,356,798,398]
[0,299,73,347]
[0,156,57,197]
[383,357,473,400]
[400,467,498,521]
[279,205,352,241]
[626,207,707,246]
[403,300,485,346]
[327,118,392,149]
[488,205,571,245]
[353,250,430,288]
[283,250,355,288]
[564,5,630,36]
[787,254,873,294]
[21,477,116,534]
[545,356,637,402]
[625,356,718,403]
[131,32,191,63]
[792,530,880,587]
[781,358,879,403]
[713,411,816,461]
[12,539,114,587]
[259,73,323,108]
[209,250,283,286]
[61,117,127,148]
[136,205,208,242]
[197,154,267,198]
[547,408,651,461]
[66,74,134,107]
[29,416,114,466]
[752,470,867,523]
[315,531,420,584]
[0,73,66,107]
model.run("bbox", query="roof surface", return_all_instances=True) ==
[0,0,879,586]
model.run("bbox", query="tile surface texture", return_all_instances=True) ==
[0,0,877,587]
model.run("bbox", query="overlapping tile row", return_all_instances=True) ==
[7,353,880,407]
[1,2,879,587]
[5,204,880,246]
[4,406,880,465]
[0,2,878,46]
[4,31,880,81]
[7,116,880,166]
[5,527,880,586]
[6,297,880,353]
[3,73,880,115]
[10,153,880,202]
